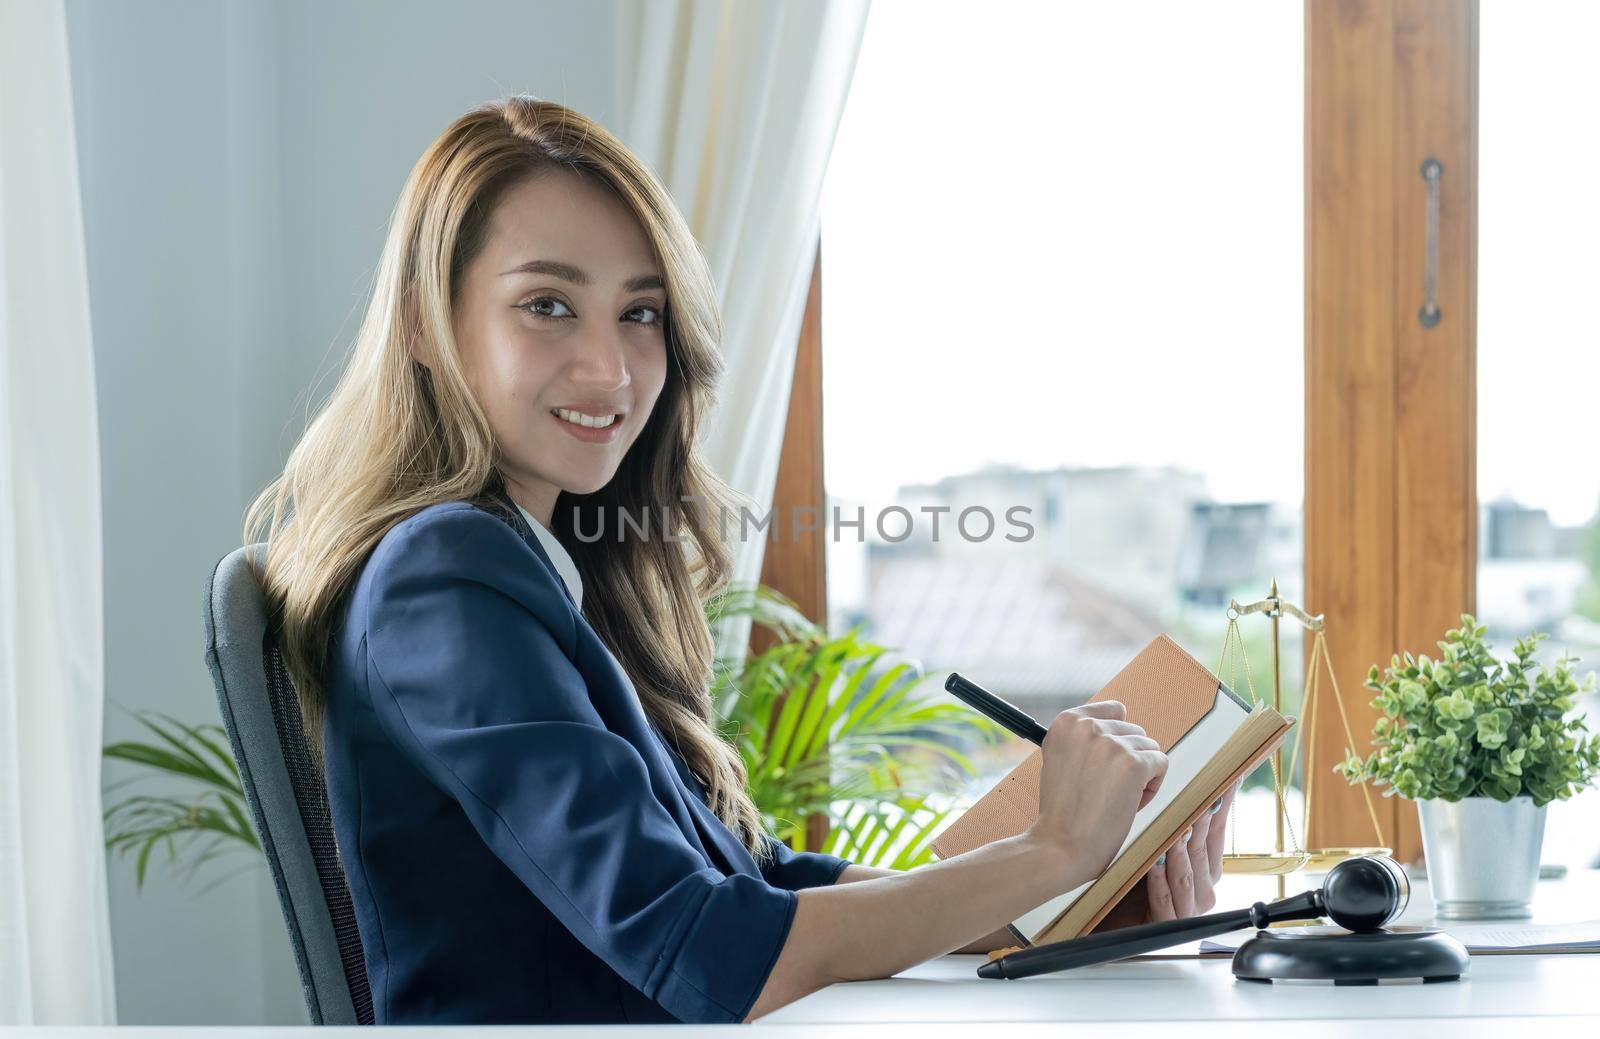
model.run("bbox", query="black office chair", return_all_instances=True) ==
[202,544,373,1024]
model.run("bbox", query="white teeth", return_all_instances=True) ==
[554,408,617,429]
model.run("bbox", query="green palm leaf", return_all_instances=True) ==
[102,706,262,892]
[824,798,959,870]
[710,582,1003,862]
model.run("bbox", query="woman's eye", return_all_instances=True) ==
[520,296,574,320]
[626,304,664,326]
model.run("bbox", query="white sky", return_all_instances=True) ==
[820,0,1600,527]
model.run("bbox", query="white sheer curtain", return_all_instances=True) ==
[616,0,871,653]
[0,0,116,1025]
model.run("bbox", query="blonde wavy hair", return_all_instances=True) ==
[243,96,768,860]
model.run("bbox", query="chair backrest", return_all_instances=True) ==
[202,544,373,1025]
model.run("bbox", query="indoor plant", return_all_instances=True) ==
[1335,614,1600,918]
[102,708,261,891]
[707,583,1003,867]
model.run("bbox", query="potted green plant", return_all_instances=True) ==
[1335,614,1600,919]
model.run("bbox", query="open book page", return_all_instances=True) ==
[1008,690,1256,939]
[1036,707,1290,942]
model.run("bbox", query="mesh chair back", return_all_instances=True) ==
[203,544,373,1025]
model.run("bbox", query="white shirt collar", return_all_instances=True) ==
[512,501,583,609]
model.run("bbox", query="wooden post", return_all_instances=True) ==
[1306,0,1478,864]
[754,238,830,850]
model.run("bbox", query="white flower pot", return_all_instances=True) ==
[1417,796,1546,919]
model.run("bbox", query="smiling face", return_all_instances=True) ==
[441,169,670,525]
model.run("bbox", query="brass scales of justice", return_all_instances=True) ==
[1215,579,1390,900]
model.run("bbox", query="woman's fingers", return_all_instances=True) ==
[1146,852,1176,921]
[1204,782,1240,880]
[1144,785,1243,923]
[1162,827,1197,918]
[1187,811,1217,913]
[1096,720,1157,741]
[1129,746,1169,809]
[1070,699,1129,720]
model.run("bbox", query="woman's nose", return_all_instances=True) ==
[568,326,631,391]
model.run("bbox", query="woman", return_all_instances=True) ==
[244,96,1236,1025]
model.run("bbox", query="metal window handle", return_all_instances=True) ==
[1419,157,1443,329]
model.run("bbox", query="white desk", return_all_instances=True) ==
[7,877,1597,1037]
[5,957,1595,1037]
[765,869,1600,1029]
[9,968,1596,1039]
[765,951,1597,1027]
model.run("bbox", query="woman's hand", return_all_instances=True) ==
[1090,778,1242,931]
[1026,700,1169,887]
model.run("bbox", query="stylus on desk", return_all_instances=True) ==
[944,672,1049,745]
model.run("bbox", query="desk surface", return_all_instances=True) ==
[766,868,1600,1027]
[766,950,1598,1026]
[7,876,1597,1036]
[7,955,1595,1039]
[6,957,1596,1037]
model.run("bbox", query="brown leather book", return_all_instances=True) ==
[930,634,1292,947]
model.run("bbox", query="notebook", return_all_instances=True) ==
[930,634,1293,948]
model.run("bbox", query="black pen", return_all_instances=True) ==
[944,672,1049,746]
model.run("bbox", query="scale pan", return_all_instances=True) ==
[1221,852,1311,875]
[1301,847,1391,872]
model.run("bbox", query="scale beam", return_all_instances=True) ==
[1227,588,1325,631]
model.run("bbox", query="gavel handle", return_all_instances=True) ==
[977,890,1324,979]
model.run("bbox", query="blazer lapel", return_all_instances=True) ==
[474,489,758,876]
[475,491,579,611]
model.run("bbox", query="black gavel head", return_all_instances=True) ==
[1320,854,1409,931]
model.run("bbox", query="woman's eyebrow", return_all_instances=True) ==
[499,258,663,293]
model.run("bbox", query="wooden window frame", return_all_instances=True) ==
[1305,0,1477,864]
[756,238,828,632]
[766,0,1479,866]
[753,238,829,851]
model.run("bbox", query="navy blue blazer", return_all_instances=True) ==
[321,494,849,1024]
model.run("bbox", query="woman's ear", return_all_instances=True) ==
[398,291,433,372]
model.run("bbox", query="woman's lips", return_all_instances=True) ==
[549,407,623,443]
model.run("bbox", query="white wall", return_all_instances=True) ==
[63,0,617,1023]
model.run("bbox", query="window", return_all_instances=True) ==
[1476,2,1600,872]
[793,1,1589,881]
[819,0,1305,855]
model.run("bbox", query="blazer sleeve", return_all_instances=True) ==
[759,833,851,891]
[362,504,800,1024]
